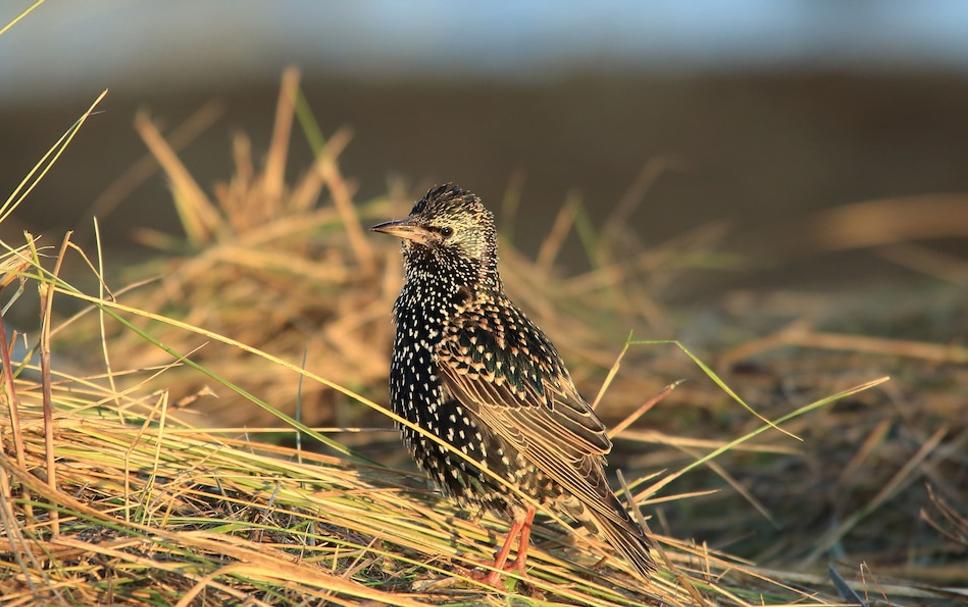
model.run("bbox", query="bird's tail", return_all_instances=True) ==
[588,495,655,577]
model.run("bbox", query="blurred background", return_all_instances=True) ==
[4,0,968,281]
[1,0,966,582]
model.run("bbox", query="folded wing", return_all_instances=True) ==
[435,297,621,523]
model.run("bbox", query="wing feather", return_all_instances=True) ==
[435,297,625,523]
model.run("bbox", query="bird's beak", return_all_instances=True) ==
[370,218,434,245]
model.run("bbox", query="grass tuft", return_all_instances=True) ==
[1,70,965,605]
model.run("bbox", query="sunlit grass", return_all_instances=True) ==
[1,70,963,606]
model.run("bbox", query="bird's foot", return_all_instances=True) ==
[472,568,504,589]
[456,559,524,589]
[468,566,542,597]
[454,565,502,588]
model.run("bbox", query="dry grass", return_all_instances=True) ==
[0,353,883,606]
[1,70,966,605]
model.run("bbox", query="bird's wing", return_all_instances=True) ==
[435,297,622,518]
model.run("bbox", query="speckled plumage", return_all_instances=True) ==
[374,184,654,579]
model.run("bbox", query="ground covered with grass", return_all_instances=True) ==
[1,71,966,606]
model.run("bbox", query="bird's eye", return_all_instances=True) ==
[439,226,454,238]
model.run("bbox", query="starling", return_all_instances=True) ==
[372,184,654,585]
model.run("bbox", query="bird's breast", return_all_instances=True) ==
[389,287,452,422]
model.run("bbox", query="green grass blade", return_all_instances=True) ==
[634,375,890,498]
[629,338,802,441]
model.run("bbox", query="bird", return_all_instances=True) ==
[371,183,654,586]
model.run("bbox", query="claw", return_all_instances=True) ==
[468,567,504,588]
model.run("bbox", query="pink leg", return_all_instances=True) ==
[511,506,536,572]
[477,518,524,587]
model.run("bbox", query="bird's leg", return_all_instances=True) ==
[472,507,536,587]
[474,518,524,587]
[509,505,536,572]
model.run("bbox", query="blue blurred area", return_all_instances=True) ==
[3,0,968,282]
[3,0,968,101]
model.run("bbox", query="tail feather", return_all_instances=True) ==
[595,513,655,576]
[588,495,655,577]
[561,489,656,576]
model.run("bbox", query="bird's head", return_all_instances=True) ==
[372,184,499,287]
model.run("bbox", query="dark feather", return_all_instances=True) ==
[435,296,633,526]
[380,183,655,577]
